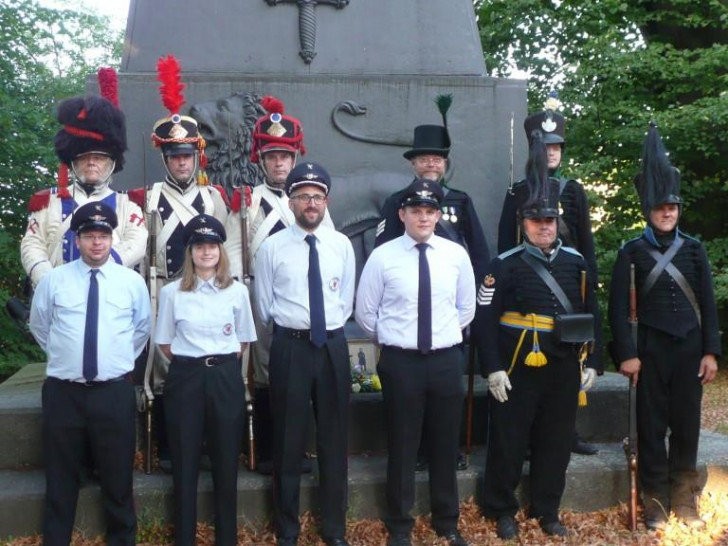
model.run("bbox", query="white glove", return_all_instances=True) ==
[581,368,597,392]
[488,371,512,403]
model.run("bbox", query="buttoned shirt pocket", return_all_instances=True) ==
[107,290,134,321]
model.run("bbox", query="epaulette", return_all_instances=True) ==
[619,235,642,250]
[498,245,524,260]
[211,184,230,208]
[230,187,242,213]
[28,189,53,212]
[561,246,584,259]
[127,187,146,209]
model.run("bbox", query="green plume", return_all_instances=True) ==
[435,94,453,127]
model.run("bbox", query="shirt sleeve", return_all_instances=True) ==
[339,237,356,320]
[29,273,52,352]
[472,258,505,376]
[131,275,152,358]
[461,194,491,283]
[456,247,476,328]
[355,251,384,340]
[235,282,258,343]
[154,284,176,345]
[253,239,275,325]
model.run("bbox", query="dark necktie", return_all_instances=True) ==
[305,234,327,348]
[83,269,99,381]
[416,243,432,354]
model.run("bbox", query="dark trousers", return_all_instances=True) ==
[164,355,245,546]
[42,377,137,546]
[377,345,465,536]
[637,326,703,506]
[483,352,580,523]
[253,386,273,464]
[268,330,350,540]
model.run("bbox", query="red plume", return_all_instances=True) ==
[156,55,185,115]
[97,67,119,107]
[260,95,285,114]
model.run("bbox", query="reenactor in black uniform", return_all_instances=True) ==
[475,131,602,540]
[608,123,721,530]
[497,91,598,455]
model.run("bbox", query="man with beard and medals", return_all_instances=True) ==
[497,91,599,456]
[128,55,229,472]
[225,96,333,474]
[475,131,602,540]
[254,162,355,546]
[608,123,720,530]
[374,96,489,471]
[21,69,147,289]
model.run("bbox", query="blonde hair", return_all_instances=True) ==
[180,243,234,292]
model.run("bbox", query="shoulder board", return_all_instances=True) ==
[28,188,53,212]
[497,245,524,260]
[561,246,584,259]
[126,187,146,208]
[230,187,242,213]
[619,235,642,250]
[211,184,230,208]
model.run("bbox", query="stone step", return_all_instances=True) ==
[2,432,728,539]
[0,364,630,469]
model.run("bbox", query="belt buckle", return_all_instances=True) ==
[83,380,95,387]
[204,357,217,367]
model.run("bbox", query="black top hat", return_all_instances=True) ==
[71,202,118,234]
[516,130,560,219]
[54,95,127,172]
[634,122,682,219]
[400,178,444,209]
[183,214,227,246]
[403,125,451,160]
[285,162,331,196]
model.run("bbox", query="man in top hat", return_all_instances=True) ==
[225,96,333,473]
[474,132,601,540]
[29,201,151,546]
[357,178,475,546]
[127,55,229,471]
[608,123,720,530]
[21,83,147,288]
[497,91,599,456]
[254,162,355,546]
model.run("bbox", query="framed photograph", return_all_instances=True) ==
[348,339,379,374]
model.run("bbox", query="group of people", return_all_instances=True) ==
[22,60,720,546]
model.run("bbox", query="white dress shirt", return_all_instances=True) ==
[355,233,475,350]
[155,277,257,357]
[254,222,356,330]
[29,257,151,381]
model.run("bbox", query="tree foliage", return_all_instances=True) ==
[0,0,122,376]
[476,0,728,355]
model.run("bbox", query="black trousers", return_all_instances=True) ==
[377,345,465,536]
[483,351,580,524]
[268,329,350,540]
[164,354,245,546]
[637,326,703,505]
[42,377,137,546]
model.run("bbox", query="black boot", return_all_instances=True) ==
[571,431,598,455]
[671,474,705,529]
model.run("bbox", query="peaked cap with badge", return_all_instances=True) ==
[151,55,209,185]
[285,161,331,196]
[70,201,118,234]
[250,95,306,163]
[523,90,565,147]
[634,122,682,220]
[183,214,226,246]
[399,178,444,209]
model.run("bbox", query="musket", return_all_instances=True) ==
[465,335,476,465]
[229,122,256,470]
[507,111,521,244]
[141,133,157,475]
[623,263,638,531]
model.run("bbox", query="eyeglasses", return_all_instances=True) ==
[79,234,112,242]
[291,194,326,205]
[413,156,446,166]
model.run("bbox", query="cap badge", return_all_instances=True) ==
[170,123,189,139]
[305,173,316,180]
[89,214,106,222]
[195,227,215,236]
[307,163,314,169]
[199,217,207,223]
[94,205,102,211]
[267,113,287,137]
[541,115,556,133]
[416,190,433,199]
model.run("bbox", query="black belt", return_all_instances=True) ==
[382,344,459,356]
[173,353,239,367]
[48,373,132,387]
[274,324,344,341]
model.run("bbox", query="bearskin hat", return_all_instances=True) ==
[516,129,560,219]
[634,122,682,218]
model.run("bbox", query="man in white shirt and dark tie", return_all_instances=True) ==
[356,179,475,546]
[29,201,151,546]
[254,162,356,546]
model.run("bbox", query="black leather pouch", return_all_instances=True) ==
[553,313,594,344]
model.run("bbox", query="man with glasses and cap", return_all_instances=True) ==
[357,178,476,546]
[225,96,333,474]
[609,123,720,530]
[29,201,151,546]
[254,162,355,546]
[21,73,147,289]
[497,91,600,456]
[475,132,601,540]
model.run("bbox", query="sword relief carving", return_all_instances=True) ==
[264,0,350,64]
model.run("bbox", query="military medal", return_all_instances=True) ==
[442,206,450,221]
[450,207,458,223]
